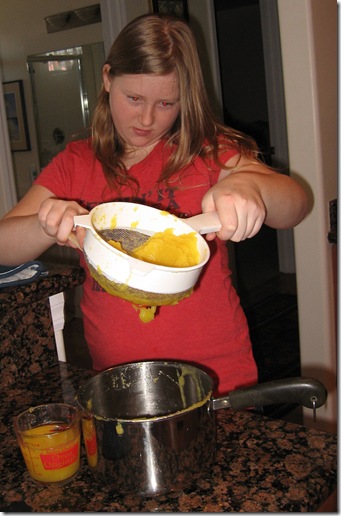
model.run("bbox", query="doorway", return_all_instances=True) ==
[26,43,105,310]
[213,0,295,303]
[213,0,301,416]
[27,43,105,171]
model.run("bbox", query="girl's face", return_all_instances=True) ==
[103,67,181,151]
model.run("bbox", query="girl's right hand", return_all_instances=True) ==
[38,198,88,249]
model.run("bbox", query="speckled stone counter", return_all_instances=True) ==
[0,362,337,512]
[0,263,85,388]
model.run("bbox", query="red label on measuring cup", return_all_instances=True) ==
[40,442,79,470]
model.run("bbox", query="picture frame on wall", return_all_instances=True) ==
[152,0,189,21]
[3,80,31,152]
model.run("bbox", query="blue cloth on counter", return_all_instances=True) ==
[0,261,48,288]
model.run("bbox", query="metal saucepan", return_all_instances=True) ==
[76,361,327,497]
[73,202,221,306]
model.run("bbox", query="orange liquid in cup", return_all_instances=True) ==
[18,422,80,483]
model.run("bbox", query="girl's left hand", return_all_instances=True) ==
[202,172,267,242]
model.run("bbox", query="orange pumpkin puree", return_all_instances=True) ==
[100,229,199,323]
[132,305,157,323]
[108,228,200,268]
[132,229,199,267]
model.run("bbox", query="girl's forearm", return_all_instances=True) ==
[241,171,308,229]
[0,214,56,266]
[220,169,308,229]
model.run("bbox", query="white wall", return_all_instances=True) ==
[187,0,223,119]
[100,0,149,55]
[277,0,337,433]
[0,0,103,198]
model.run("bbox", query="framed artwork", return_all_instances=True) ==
[3,80,31,151]
[152,0,189,21]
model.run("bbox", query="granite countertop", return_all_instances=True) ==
[0,362,337,512]
[0,262,85,388]
[0,262,85,310]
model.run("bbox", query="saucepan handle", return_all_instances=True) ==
[211,377,327,411]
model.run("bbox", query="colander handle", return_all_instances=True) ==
[74,214,92,230]
[68,232,82,250]
[185,211,221,234]
[67,214,93,250]
[68,214,93,250]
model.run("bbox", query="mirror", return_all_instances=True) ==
[27,42,105,169]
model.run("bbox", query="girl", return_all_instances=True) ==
[0,14,307,394]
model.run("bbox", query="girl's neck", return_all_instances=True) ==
[122,141,159,168]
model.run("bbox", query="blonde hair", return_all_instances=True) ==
[92,13,259,193]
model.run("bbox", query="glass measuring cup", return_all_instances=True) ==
[13,403,81,485]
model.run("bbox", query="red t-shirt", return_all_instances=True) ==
[35,138,257,394]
